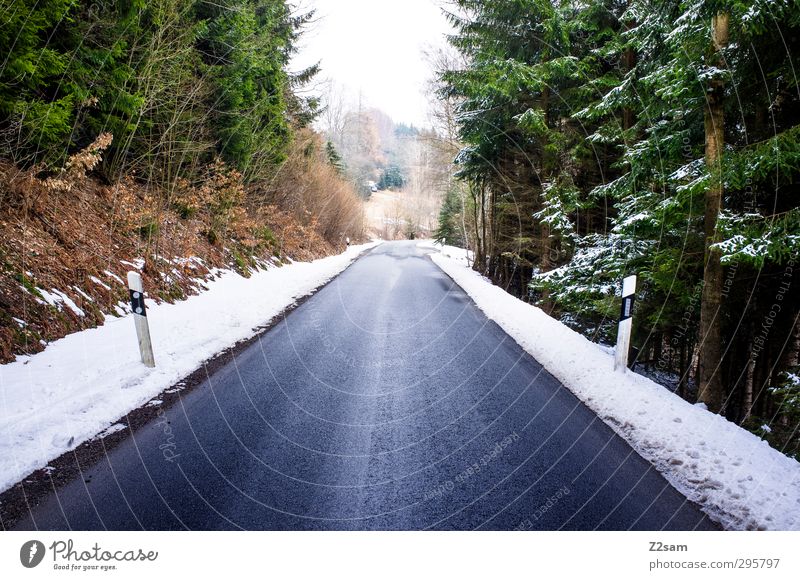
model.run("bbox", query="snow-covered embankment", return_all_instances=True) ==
[0,242,379,493]
[426,242,800,531]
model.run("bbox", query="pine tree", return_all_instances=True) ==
[697,10,729,413]
[441,0,800,441]
[325,141,345,175]
[434,187,466,247]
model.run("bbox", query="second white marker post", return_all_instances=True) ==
[614,274,637,372]
[127,271,155,368]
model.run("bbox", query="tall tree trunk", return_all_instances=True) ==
[678,339,688,398]
[743,351,755,421]
[622,19,637,135]
[471,184,484,273]
[698,12,729,413]
[460,188,471,267]
[486,186,495,275]
[537,84,555,308]
[785,317,800,368]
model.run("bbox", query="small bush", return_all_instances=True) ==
[258,226,278,248]
[14,272,43,298]
[230,250,251,274]
[174,202,197,220]
[138,220,159,241]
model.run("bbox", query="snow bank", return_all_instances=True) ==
[0,242,379,493]
[425,242,800,531]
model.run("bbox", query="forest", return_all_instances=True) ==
[434,0,800,457]
[0,0,327,181]
[0,0,364,362]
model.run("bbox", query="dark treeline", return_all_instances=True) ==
[436,0,800,456]
[0,0,362,240]
[1,0,315,180]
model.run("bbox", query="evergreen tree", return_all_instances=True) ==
[440,0,800,443]
[434,187,466,247]
[0,0,318,184]
[196,0,294,179]
[325,141,345,174]
[378,165,405,189]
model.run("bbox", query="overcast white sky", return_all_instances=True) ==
[292,0,453,127]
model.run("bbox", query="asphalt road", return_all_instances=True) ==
[14,241,717,530]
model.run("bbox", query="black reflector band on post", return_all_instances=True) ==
[130,289,147,317]
[620,294,635,321]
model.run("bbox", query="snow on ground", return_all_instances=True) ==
[423,241,800,531]
[0,242,379,494]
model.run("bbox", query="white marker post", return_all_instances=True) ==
[127,271,155,368]
[614,274,637,372]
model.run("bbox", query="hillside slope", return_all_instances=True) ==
[0,144,363,363]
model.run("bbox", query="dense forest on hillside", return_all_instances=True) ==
[0,0,363,362]
[435,0,800,456]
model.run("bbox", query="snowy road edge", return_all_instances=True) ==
[426,243,800,531]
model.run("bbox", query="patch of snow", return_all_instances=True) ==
[51,289,85,317]
[89,276,111,290]
[163,382,186,395]
[427,242,800,531]
[174,256,205,268]
[103,270,124,285]
[36,288,60,307]
[36,288,85,316]
[73,286,94,302]
[0,242,379,494]
[120,258,145,270]
[92,423,128,440]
